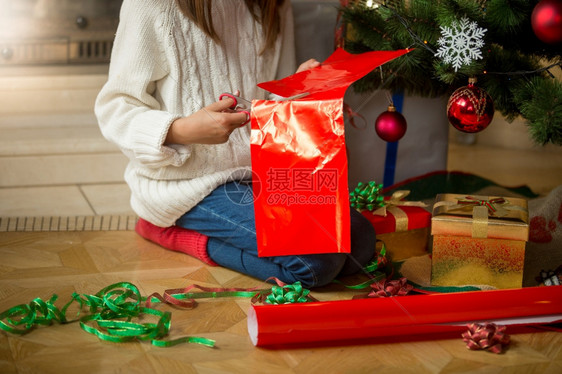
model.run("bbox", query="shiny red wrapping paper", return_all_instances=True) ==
[247,286,562,347]
[251,48,410,256]
[251,99,349,256]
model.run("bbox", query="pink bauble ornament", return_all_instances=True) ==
[531,0,562,44]
[447,78,494,133]
[374,105,407,142]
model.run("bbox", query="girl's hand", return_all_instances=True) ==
[165,98,249,145]
[296,58,320,73]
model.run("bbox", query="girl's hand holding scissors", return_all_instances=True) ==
[165,97,249,145]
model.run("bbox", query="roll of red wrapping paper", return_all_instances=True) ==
[247,286,562,346]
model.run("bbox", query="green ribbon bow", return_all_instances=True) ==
[350,181,385,211]
[265,282,313,305]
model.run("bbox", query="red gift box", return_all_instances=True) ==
[359,191,431,235]
[358,190,431,261]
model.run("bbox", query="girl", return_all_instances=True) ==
[95,0,375,288]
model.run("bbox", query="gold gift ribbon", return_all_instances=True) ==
[434,198,525,239]
[441,196,525,218]
[372,190,427,232]
[434,200,490,238]
[471,206,489,239]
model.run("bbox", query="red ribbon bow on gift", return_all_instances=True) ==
[367,277,413,298]
[457,196,507,215]
[462,322,510,354]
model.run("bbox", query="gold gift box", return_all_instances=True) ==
[431,194,529,289]
[378,228,429,262]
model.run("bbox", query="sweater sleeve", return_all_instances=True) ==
[95,0,190,168]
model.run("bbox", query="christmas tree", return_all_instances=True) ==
[339,0,562,145]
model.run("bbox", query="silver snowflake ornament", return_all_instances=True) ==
[435,17,487,72]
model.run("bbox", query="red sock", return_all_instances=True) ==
[135,218,218,266]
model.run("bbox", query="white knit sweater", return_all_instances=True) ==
[95,0,296,227]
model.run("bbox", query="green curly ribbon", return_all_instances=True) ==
[334,273,388,290]
[265,282,313,305]
[350,181,384,211]
[0,294,66,335]
[1,280,316,348]
[0,282,215,348]
[363,242,388,273]
[146,284,269,309]
[332,241,390,290]
[145,278,316,307]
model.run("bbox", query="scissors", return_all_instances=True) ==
[219,92,310,126]
[219,93,252,126]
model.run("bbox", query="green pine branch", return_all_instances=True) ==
[515,77,562,145]
[340,0,562,146]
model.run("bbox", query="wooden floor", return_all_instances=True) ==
[2,45,562,374]
[0,229,560,374]
[1,107,562,372]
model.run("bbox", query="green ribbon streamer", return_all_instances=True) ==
[1,279,316,348]
[411,285,481,293]
[147,290,264,306]
[332,241,390,290]
[350,181,385,211]
[0,282,215,348]
[363,242,387,273]
[146,279,316,308]
[334,273,387,290]
[152,336,216,348]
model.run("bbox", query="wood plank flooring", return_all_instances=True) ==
[1,231,561,374]
[0,215,138,232]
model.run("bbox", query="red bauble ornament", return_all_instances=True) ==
[447,78,494,133]
[531,0,562,44]
[374,104,407,142]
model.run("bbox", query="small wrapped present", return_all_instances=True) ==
[350,182,431,261]
[431,194,529,289]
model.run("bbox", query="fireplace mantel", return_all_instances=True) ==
[0,0,122,66]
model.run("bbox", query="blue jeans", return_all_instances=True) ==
[176,182,376,288]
